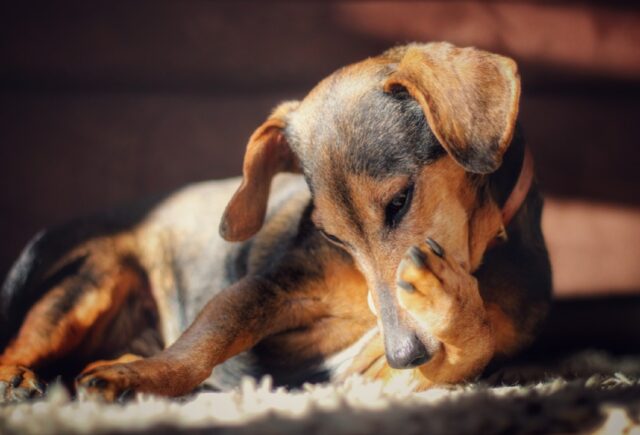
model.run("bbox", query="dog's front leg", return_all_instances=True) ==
[76,277,314,401]
[395,238,496,388]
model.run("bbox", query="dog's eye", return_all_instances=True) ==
[319,229,345,247]
[385,183,414,228]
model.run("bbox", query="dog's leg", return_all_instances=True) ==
[394,238,501,388]
[339,332,385,379]
[75,276,322,400]
[0,256,144,402]
[350,240,536,389]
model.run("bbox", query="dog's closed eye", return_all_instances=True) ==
[319,229,346,247]
[385,183,414,229]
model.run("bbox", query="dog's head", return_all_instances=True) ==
[220,42,521,369]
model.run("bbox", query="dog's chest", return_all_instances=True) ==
[206,327,378,390]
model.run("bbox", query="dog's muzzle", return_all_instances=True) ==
[371,287,432,370]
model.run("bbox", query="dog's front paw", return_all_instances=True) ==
[395,238,495,384]
[75,364,139,402]
[396,238,483,341]
[0,365,46,404]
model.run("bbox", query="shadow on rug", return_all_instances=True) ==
[1,350,639,434]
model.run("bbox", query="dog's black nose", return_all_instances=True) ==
[385,331,430,369]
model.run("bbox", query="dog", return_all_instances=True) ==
[0,42,551,402]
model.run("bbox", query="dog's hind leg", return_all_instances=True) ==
[0,245,149,402]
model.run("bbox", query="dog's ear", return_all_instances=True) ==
[384,43,520,174]
[220,101,300,241]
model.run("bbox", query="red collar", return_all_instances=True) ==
[501,146,534,227]
[489,146,534,248]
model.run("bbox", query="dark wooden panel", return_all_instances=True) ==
[521,93,640,205]
[0,91,295,277]
[0,1,383,92]
[2,1,638,92]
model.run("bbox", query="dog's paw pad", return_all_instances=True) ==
[407,245,428,268]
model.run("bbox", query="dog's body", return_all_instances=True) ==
[1,175,369,391]
[0,43,551,402]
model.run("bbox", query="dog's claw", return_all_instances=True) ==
[33,379,46,394]
[408,246,427,267]
[117,389,134,403]
[87,377,108,389]
[10,374,22,388]
[425,237,444,258]
[26,378,46,396]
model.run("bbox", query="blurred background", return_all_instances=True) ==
[1,1,639,349]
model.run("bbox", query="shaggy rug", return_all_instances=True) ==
[1,351,639,435]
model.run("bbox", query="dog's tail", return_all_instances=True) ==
[0,224,87,349]
[1,229,48,348]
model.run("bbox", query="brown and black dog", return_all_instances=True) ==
[0,42,551,402]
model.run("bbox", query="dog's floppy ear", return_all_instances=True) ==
[384,43,520,174]
[220,101,300,241]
